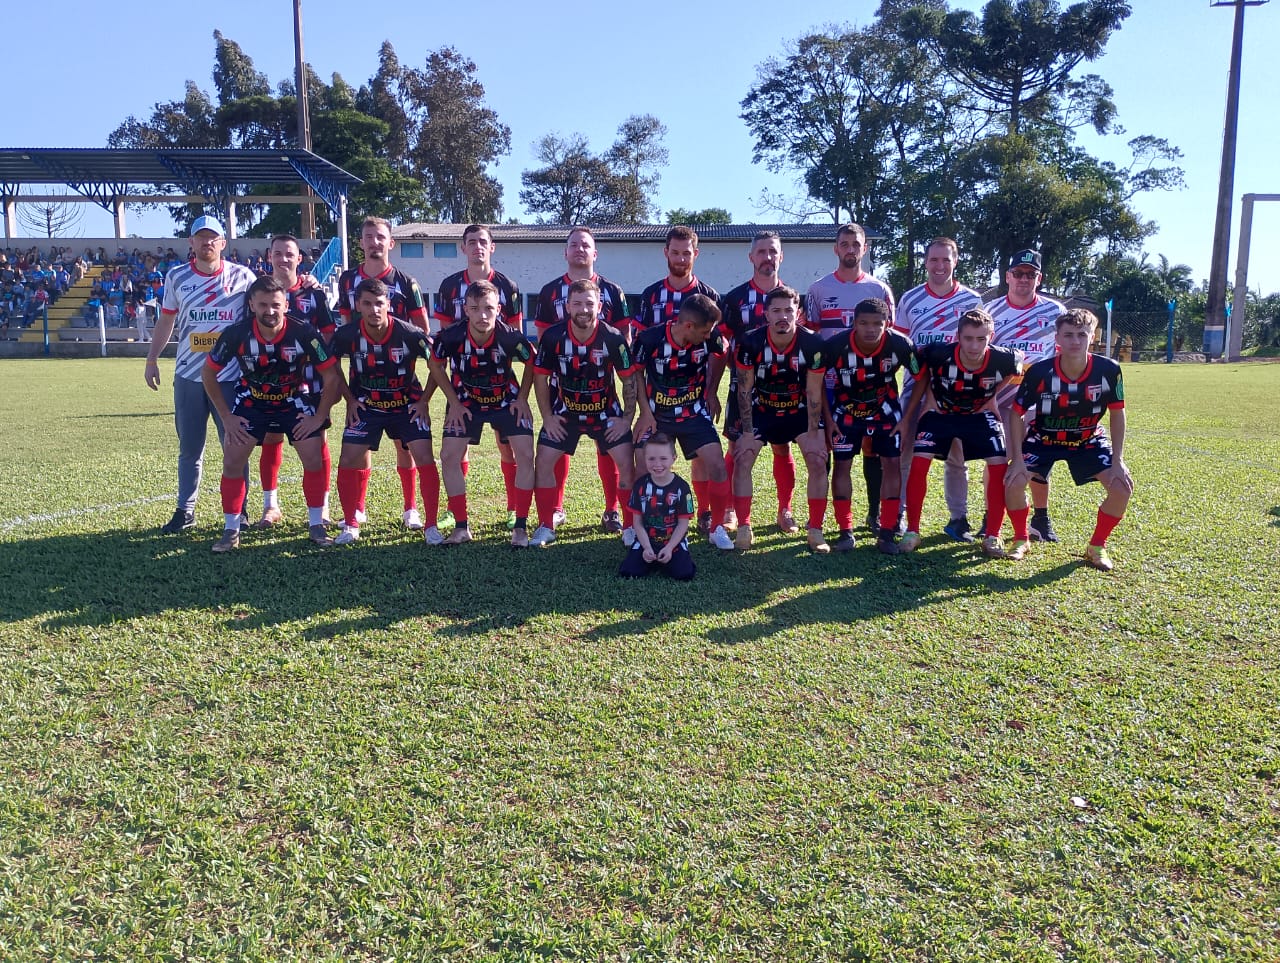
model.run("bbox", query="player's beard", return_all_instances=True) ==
[840,254,861,272]
[667,260,692,282]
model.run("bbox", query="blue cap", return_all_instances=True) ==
[190,215,225,237]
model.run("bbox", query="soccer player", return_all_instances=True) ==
[201,275,340,552]
[620,433,696,581]
[532,226,630,532]
[805,223,897,536]
[530,279,638,547]
[816,297,920,554]
[631,292,734,551]
[1005,309,1132,570]
[899,308,1019,558]
[894,237,985,541]
[145,215,257,533]
[428,280,536,547]
[254,233,337,529]
[336,217,437,532]
[986,248,1067,542]
[329,278,441,545]
[732,286,828,552]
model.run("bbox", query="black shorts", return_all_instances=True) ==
[618,542,696,580]
[342,407,431,451]
[749,410,810,448]
[1023,436,1114,486]
[636,415,721,460]
[445,405,533,445]
[832,413,901,462]
[539,417,633,455]
[235,405,328,444]
[912,410,1005,462]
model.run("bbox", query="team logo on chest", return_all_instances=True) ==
[1086,384,1102,402]
[281,345,299,362]
[390,346,407,363]
[590,348,607,365]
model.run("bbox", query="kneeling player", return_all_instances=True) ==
[899,308,1018,557]
[202,275,340,552]
[531,279,639,546]
[1005,308,1132,569]
[620,433,696,580]
[429,279,536,546]
[329,278,442,545]
[732,286,827,552]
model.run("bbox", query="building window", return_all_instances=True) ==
[434,242,458,259]
[399,242,423,258]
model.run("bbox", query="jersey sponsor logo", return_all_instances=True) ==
[190,331,219,352]
[188,308,237,323]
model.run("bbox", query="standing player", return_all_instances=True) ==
[329,278,442,545]
[1005,308,1132,570]
[336,217,438,532]
[254,233,337,529]
[815,297,920,554]
[201,275,340,552]
[532,226,630,532]
[894,237,984,541]
[805,223,897,537]
[732,286,828,552]
[620,433,696,581]
[529,279,639,547]
[898,309,1019,558]
[986,248,1067,542]
[631,293,734,551]
[144,216,257,533]
[428,280,536,546]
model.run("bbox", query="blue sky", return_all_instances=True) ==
[7,0,1279,295]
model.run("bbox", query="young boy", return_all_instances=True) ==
[1005,308,1132,570]
[621,433,696,580]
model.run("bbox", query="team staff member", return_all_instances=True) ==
[145,215,257,534]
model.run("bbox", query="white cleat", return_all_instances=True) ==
[402,508,424,531]
[334,527,360,546]
[423,525,444,545]
[709,525,734,551]
[529,525,557,548]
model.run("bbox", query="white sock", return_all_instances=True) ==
[224,513,242,532]
[307,507,324,526]
[263,489,279,511]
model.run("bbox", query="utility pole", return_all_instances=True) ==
[294,0,316,240]
[1204,0,1267,361]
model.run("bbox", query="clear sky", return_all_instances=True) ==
[6,0,1279,295]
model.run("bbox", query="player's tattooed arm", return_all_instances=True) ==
[737,366,755,436]
[621,372,639,421]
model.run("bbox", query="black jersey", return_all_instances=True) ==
[631,276,720,335]
[533,273,628,332]
[432,321,533,411]
[735,326,825,418]
[1014,354,1124,446]
[822,329,920,421]
[628,472,694,545]
[917,342,1019,415]
[632,322,727,423]
[433,268,522,329]
[330,318,433,412]
[336,264,429,329]
[284,277,336,339]
[534,320,636,421]
[206,316,334,414]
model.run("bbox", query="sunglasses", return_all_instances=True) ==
[1009,269,1039,279]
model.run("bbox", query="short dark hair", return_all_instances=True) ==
[360,216,392,235]
[355,277,389,301]
[752,230,782,247]
[764,285,800,308]
[853,297,891,322]
[464,278,499,303]
[567,278,600,299]
[925,236,959,259]
[957,307,994,332]
[247,275,287,300]
[836,223,866,243]
[666,225,698,248]
[644,432,676,456]
[1056,308,1098,331]
[566,225,595,243]
[678,292,721,328]
[463,224,493,244]
[269,233,300,251]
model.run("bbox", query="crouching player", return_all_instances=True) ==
[1005,308,1132,569]
[202,275,340,552]
[899,308,1018,558]
[816,297,920,554]
[731,286,827,552]
[429,279,536,546]
[620,433,696,580]
[329,278,441,545]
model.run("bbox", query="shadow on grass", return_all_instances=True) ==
[1270,507,1280,528]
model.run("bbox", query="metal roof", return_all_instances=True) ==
[393,222,881,242]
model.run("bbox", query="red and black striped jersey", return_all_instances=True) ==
[1014,354,1124,446]
[917,342,1018,415]
[631,276,720,336]
[284,277,337,340]
[329,318,432,412]
[433,268,522,329]
[532,273,628,334]
[628,472,694,545]
[632,323,727,423]
[734,326,825,418]
[206,316,334,414]
[534,320,636,421]
[821,330,920,421]
[431,321,533,412]
[336,264,429,329]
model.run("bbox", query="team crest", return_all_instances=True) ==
[590,348,607,365]
[789,355,801,370]
[666,492,679,505]
[1086,384,1102,402]
[390,347,407,363]
[297,294,315,314]
[281,346,298,362]
[980,376,996,389]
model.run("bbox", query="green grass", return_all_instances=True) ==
[1,358,1277,961]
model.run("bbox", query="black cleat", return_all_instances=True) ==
[943,516,975,543]
[1029,512,1059,543]
[161,509,196,534]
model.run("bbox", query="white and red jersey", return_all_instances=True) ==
[804,271,895,338]
[985,293,1066,365]
[894,281,983,349]
[161,259,257,383]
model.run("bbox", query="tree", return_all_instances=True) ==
[212,30,270,105]
[666,208,732,225]
[17,192,85,238]
[519,134,630,224]
[604,115,668,223]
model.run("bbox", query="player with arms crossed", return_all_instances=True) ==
[1005,308,1132,570]
[620,433,697,581]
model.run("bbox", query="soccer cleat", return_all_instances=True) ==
[697,510,713,536]
[806,527,830,555]
[334,527,360,546]
[402,508,424,531]
[723,507,738,533]
[601,510,623,534]
[865,509,878,533]
[831,530,857,553]
[553,508,567,529]
[980,535,1006,558]
[161,509,196,534]
[622,528,637,548]
[529,525,557,548]
[776,508,799,534]
[443,526,473,546]
[898,531,922,553]
[510,527,529,548]
[505,510,518,531]
[734,523,754,551]
[354,509,368,526]
[709,525,735,551]
[308,524,334,547]
[1006,538,1030,561]
[943,516,975,543]
[876,535,900,555]
[1084,544,1114,572]
[423,525,444,546]
[254,505,283,529]
[211,529,240,553]
[437,509,454,531]
[1029,512,1059,543]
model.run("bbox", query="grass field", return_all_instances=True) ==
[1,358,1277,962]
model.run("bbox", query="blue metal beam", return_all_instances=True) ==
[283,154,350,217]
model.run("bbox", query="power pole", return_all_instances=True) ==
[294,0,316,240]
[1204,0,1267,361]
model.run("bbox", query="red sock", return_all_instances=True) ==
[806,497,827,531]
[554,453,570,511]
[397,466,417,511]
[447,493,468,526]
[1009,506,1030,541]
[1090,509,1123,547]
[692,478,711,516]
[984,463,1007,537]
[535,485,559,529]
[708,478,731,527]
[337,467,369,527]
[320,439,331,487]
[302,468,328,509]
[723,449,736,487]
[513,485,533,522]
[259,441,284,491]
[596,452,619,512]
[833,498,853,532]
[462,453,470,477]
[220,474,247,515]
[906,456,931,532]
[773,450,796,511]
[418,462,441,527]
[500,461,518,511]
[879,496,900,532]
[734,495,753,526]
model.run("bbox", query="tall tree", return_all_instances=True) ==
[604,114,668,223]
[212,30,270,106]
[519,134,628,224]
[355,42,412,169]
[666,207,732,225]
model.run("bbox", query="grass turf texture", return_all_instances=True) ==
[0,358,1277,962]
